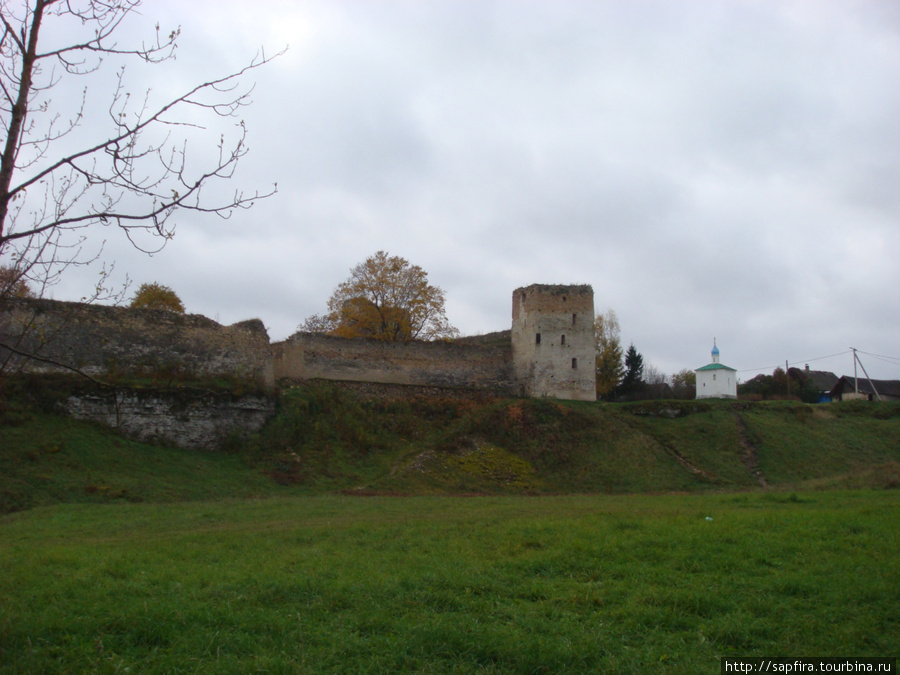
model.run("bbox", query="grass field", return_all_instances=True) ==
[1,382,898,672]
[1,490,897,673]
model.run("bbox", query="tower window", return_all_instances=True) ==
[572,358,577,369]
[535,333,541,345]
[572,313,576,325]
[561,335,566,346]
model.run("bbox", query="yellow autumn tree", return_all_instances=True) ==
[129,282,185,313]
[594,309,624,400]
[0,265,35,298]
[333,297,413,341]
[302,251,458,341]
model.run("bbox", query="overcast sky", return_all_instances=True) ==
[43,0,900,381]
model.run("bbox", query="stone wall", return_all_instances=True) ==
[63,390,275,450]
[1,284,597,405]
[272,332,516,395]
[0,286,599,452]
[0,298,273,386]
[302,380,503,402]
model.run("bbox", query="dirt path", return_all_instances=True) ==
[617,414,719,482]
[660,440,719,481]
[733,412,768,487]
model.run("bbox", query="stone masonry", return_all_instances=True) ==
[511,284,596,401]
[2,284,597,402]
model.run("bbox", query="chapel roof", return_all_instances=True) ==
[696,362,737,372]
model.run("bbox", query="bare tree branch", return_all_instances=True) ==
[0,0,281,375]
[0,0,278,282]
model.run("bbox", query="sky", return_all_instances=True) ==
[27,0,900,382]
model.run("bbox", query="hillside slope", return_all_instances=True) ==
[2,381,899,511]
[241,383,900,496]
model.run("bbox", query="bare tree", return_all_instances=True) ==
[670,368,696,400]
[643,364,667,387]
[0,0,278,298]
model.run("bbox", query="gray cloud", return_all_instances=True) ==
[39,0,900,381]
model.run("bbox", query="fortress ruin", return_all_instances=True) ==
[1,284,596,402]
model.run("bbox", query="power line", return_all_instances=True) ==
[789,351,850,367]
[738,350,849,375]
[855,350,900,367]
[739,364,783,374]
[738,348,899,377]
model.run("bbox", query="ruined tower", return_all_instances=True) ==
[511,284,596,401]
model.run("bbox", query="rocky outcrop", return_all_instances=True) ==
[63,389,275,451]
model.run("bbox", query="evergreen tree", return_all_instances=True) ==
[617,344,644,398]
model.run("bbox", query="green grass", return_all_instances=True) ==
[2,382,899,671]
[0,411,287,513]
[621,407,758,488]
[1,491,897,673]
[740,401,900,485]
[4,382,900,512]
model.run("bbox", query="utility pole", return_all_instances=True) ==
[785,360,790,398]
[852,347,858,395]
[851,347,882,401]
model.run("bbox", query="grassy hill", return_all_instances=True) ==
[2,380,899,512]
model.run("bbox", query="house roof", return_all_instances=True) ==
[696,362,737,372]
[789,368,839,392]
[830,376,900,398]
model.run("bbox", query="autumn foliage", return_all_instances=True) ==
[129,283,185,313]
[594,310,624,400]
[0,265,34,299]
[302,251,458,341]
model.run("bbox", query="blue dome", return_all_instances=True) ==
[711,344,719,355]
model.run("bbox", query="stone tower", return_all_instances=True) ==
[511,284,596,401]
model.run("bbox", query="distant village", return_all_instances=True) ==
[694,341,900,403]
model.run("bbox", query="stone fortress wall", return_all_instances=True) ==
[272,332,516,394]
[0,297,273,385]
[1,284,596,402]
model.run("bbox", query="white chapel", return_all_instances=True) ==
[695,339,737,399]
